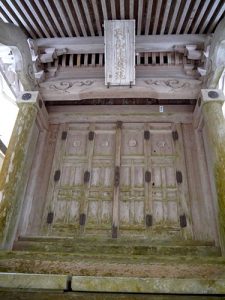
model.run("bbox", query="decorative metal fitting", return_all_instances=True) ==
[208,91,219,99]
[22,93,32,100]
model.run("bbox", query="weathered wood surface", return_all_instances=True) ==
[40,78,202,101]
[36,34,206,54]
[47,105,194,125]
[104,20,135,86]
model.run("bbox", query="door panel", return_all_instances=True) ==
[42,121,192,239]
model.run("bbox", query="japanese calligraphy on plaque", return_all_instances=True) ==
[104,20,135,86]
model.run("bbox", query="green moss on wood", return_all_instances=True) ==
[0,104,37,247]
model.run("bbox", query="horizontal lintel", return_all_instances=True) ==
[36,34,207,54]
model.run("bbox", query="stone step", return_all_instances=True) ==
[13,236,221,257]
[0,250,225,279]
[0,272,225,295]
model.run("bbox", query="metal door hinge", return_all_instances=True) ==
[176,171,183,184]
[144,130,150,140]
[114,166,120,187]
[79,213,86,226]
[146,214,153,227]
[112,224,117,238]
[180,214,187,228]
[145,171,151,183]
[84,171,90,183]
[172,131,178,141]
[54,170,61,182]
[88,131,95,141]
[61,131,67,140]
[47,212,54,224]
[116,121,122,129]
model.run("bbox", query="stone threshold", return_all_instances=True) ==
[1,273,225,294]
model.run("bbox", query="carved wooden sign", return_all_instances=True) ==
[104,20,135,86]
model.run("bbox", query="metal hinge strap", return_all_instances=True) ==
[145,171,151,183]
[176,171,183,184]
[47,212,54,224]
[84,171,90,183]
[114,166,120,187]
[61,131,67,140]
[88,131,95,141]
[146,214,153,227]
[172,131,178,141]
[79,213,86,226]
[180,214,187,228]
[144,130,150,140]
[54,170,61,182]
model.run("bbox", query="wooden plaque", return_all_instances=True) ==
[104,20,135,86]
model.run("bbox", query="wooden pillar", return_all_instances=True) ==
[0,92,40,249]
[200,89,225,253]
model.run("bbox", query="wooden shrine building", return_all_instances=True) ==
[0,1,225,298]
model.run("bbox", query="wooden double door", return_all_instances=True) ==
[42,121,192,239]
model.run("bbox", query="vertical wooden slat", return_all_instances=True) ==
[81,124,95,233]
[174,124,193,239]
[91,54,96,67]
[168,0,182,34]
[176,0,192,34]
[81,0,95,36]
[152,52,156,65]
[160,52,164,65]
[84,54,88,67]
[63,0,80,36]
[144,53,148,65]
[184,0,202,34]
[77,54,81,67]
[191,1,210,33]
[72,0,87,36]
[120,0,125,19]
[69,54,73,67]
[208,3,225,33]
[137,0,143,35]
[152,0,163,34]
[62,55,66,67]
[160,0,172,34]
[110,0,117,19]
[112,123,122,238]
[99,53,103,66]
[54,0,73,37]
[144,0,153,35]
[200,0,220,34]
[45,0,65,37]
[91,0,102,36]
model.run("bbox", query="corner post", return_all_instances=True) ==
[200,89,225,253]
[0,92,40,249]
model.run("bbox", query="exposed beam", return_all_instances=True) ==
[168,0,181,34]
[63,0,80,36]
[160,0,172,34]
[72,0,87,36]
[81,0,95,36]
[45,0,65,37]
[208,2,225,33]
[91,0,102,36]
[137,0,143,35]
[144,0,153,35]
[153,0,162,34]
[110,0,116,19]
[200,0,220,34]
[36,34,206,54]
[184,0,201,34]
[54,0,73,37]
[176,0,191,34]
[191,1,209,33]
